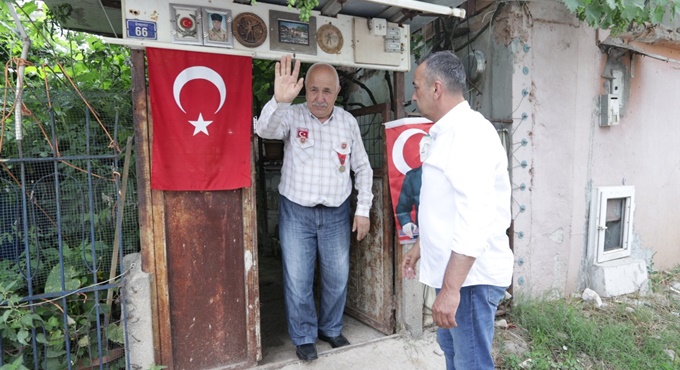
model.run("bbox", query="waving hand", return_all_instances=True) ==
[274,55,304,104]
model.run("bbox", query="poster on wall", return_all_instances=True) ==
[202,8,233,48]
[385,117,433,244]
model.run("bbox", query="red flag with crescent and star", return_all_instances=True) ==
[147,48,252,191]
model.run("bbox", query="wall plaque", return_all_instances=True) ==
[232,12,267,48]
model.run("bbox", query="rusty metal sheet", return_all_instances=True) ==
[165,191,249,369]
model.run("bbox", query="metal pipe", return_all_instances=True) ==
[7,3,31,141]
[361,0,466,19]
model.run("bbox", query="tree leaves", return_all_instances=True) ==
[564,0,680,34]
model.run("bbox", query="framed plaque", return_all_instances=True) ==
[170,4,202,45]
[269,10,317,55]
[232,12,267,48]
[317,23,343,54]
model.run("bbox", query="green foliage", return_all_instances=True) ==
[286,0,319,22]
[0,1,136,368]
[252,59,276,112]
[147,364,168,370]
[501,267,680,369]
[563,0,680,35]
[0,243,123,369]
[0,1,131,95]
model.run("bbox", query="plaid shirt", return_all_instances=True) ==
[256,97,373,217]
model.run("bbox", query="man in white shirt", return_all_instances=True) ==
[256,55,373,361]
[402,50,514,370]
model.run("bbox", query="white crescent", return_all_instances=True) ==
[173,66,227,114]
[393,128,427,175]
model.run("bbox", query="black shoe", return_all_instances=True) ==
[295,343,318,361]
[318,333,350,348]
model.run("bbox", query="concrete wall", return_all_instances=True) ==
[503,2,680,297]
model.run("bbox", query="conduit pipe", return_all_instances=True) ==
[7,3,31,141]
[361,0,466,19]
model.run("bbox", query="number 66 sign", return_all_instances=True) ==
[126,20,158,40]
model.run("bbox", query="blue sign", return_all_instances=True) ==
[126,20,157,40]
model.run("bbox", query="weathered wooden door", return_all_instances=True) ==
[131,50,260,369]
[346,103,396,334]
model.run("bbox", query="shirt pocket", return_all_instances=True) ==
[292,137,314,164]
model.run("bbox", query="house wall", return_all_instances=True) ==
[601,55,680,269]
[505,2,680,297]
[398,1,680,301]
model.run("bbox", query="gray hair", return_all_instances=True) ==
[420,51,466,95]
[306,62,340,88]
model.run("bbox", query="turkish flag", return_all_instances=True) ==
[147,48,252,191]
[385,117,433,244]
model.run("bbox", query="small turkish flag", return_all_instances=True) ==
[147,48,252,191]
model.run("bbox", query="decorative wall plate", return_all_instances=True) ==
[232,12,267,48]
[317,23,343,54]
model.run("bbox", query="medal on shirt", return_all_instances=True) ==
[337,152,347,173]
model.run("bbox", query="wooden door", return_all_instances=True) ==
[346,104,395,334]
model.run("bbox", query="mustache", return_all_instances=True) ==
[311,102,328,108]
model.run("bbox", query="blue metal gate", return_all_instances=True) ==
[0,102,136,369]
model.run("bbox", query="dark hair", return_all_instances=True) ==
[421,51,466,95]
[210,13,223,22]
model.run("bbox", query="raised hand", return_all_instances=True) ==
[274,55,304,104]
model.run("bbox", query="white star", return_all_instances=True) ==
[189,113,213,136]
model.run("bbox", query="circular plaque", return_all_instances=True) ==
[317,24,343,54]
[232,12,267,48]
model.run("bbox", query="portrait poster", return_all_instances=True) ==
[147,48,252,191]
[202,8,233,48]
[385,117,433,244]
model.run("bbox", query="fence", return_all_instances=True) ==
[0,91,138,369]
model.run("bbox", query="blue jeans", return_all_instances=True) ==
[278,195,351,346]
[436,285,507,370]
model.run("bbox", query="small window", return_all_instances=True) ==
[589,186,635,263]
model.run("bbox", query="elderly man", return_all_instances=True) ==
[402,50,514,370]
[256,55,373,361]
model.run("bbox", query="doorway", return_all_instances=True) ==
[254,103,396,365]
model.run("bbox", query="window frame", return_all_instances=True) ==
[590,186,635,264]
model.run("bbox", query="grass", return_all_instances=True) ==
[494,265,680,370]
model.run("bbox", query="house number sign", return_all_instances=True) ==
[126,19,158,40]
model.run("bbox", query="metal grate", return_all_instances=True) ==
[351,104,389,170]
[0,91,137,369]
